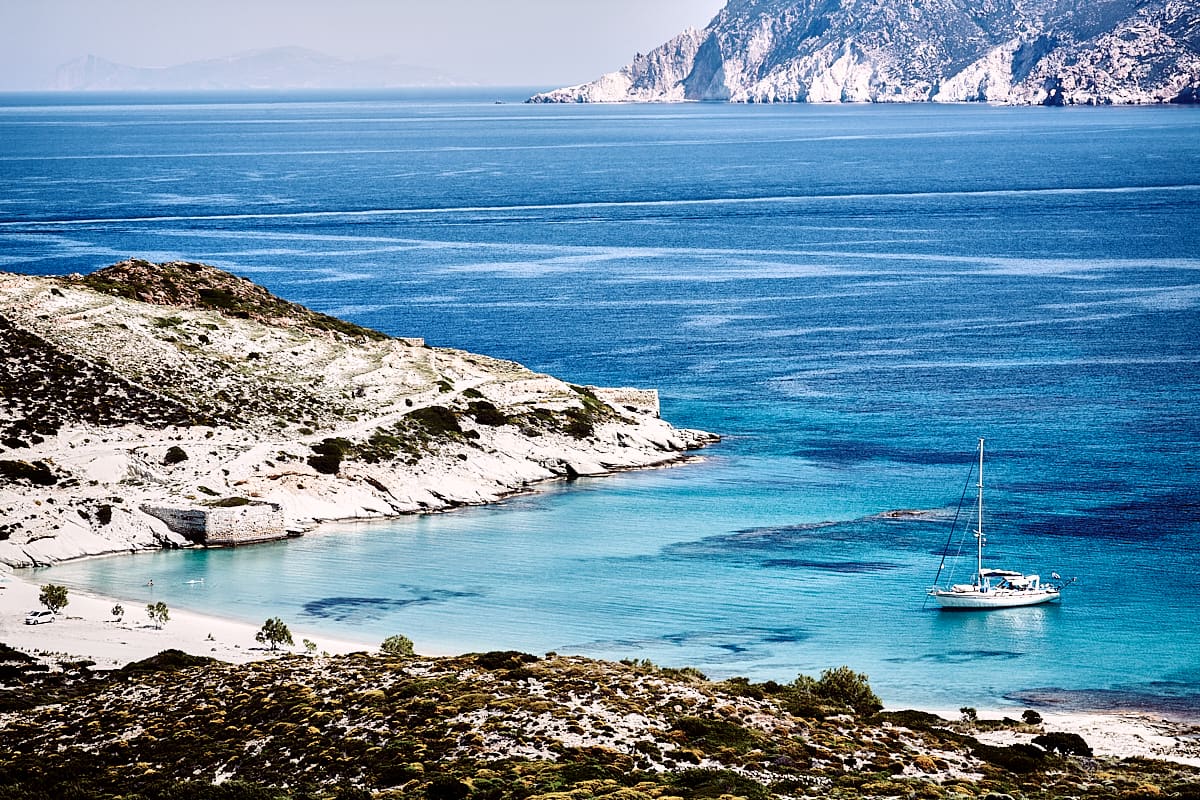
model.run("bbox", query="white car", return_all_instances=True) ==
[24,609,55,625]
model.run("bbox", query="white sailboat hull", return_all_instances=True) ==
[930,587,1061,609]
[927,439,1073,610]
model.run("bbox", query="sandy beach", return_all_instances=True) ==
[0,568,373,669]
[3,568,1199,767]
[969,709,1200,767]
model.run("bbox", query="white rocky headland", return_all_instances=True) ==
[0,261,717,568]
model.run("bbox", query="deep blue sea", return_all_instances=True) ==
[3,88,1198,713]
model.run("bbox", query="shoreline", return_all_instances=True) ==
[0,568,375,669]
[3,570,1199,767]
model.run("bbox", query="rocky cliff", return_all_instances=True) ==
[0,261,715,567]
[529,0,1200,105]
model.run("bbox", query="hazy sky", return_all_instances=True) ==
[0,0,727,90]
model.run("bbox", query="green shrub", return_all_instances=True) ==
[209,496,251,508]
[381,634,415,657]
[563,409,594,439]
[308,437,351,474]
[466,400,509,426]
[120,648,216,674]
[669,768,771,800]
[972,741,1046,773]
[874,709,945,729]
[783,665,883,717]
[408,405,462,436]
[672,716,759,753]
[1033,731,1092,756]
[473,650,539,670]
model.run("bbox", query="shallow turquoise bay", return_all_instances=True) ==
[4,91,1198,712]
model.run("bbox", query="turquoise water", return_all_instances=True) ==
[3,90,1198,712]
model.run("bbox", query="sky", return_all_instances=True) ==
[0,0,727,90]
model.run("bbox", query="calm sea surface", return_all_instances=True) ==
[3,89,1198,712]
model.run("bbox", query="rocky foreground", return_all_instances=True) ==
[0,260,716,568]
[529,0,1200,105]
[1,645,1198,800]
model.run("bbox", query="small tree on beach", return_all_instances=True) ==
[146,601,170,629]
[111,603,124,622]
[256,617,293,651]
[39,584,69,615]
[381,634,415,657]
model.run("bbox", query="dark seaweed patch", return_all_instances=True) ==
[762,558,900,573]
[303,589,479,621]
[885,649,1024,665]
[1008,682,1200,717]
[567,625,810,657]
[1016,491,1199,542]
[665,511,947,571]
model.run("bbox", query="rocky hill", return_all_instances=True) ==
[0,261,715,567]
[3,645,1198,799]
[528,0,1200,105]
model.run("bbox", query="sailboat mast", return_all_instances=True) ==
[976,437,985,583]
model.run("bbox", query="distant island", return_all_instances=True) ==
[0,260,715,567]
[52,46,469,91]
[528,0,1200,105]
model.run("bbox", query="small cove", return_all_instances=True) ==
[6,91,1199,712]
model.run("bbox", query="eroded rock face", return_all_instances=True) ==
[528,0,1200,105]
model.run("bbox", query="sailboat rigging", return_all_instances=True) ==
[927,438,1074,610]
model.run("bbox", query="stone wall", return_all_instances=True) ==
[143,501,287,546]
[593,387,660,417]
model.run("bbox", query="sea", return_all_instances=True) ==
[2,88,1198,714]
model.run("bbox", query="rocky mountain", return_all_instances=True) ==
[529,0,1200,105]
[0,261,714,567]
[54,47,465,91]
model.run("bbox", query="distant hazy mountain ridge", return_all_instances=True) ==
[529,0,1200,105]
[54,46,465,91]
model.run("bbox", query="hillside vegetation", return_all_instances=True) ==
[2,647,1197,800]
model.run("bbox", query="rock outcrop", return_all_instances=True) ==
[529,0,1200,105]
[0,261,716,567]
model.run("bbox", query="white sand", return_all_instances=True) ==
[970,710,1200,766]
[0,570,372,669]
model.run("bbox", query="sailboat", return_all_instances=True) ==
[928,438,1071,610]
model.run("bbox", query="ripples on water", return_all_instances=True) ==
[6,91,1198,711]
